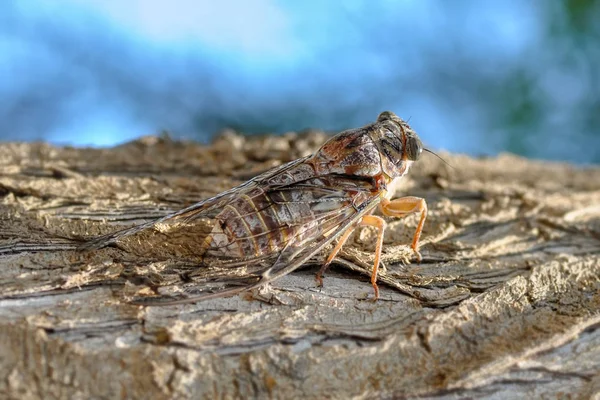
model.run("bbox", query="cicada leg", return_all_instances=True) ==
[359,215,386,300]
[379,196,428,261]
[316,226,356,287]
[316,215,386,300]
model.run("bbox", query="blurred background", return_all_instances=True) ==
[1,0,599,163]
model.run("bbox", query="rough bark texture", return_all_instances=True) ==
[1,132,599,399]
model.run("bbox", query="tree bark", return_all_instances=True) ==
[1,133,599,399]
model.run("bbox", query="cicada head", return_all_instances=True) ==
[371,111,423,178]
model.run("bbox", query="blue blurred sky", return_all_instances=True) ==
[1,0,599,162]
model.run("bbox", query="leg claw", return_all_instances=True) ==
[412,246,422,263]
[315,273,324,288]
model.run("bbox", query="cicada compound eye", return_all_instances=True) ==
[406,134,423,161]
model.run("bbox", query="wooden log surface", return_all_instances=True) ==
[1,132,599,399]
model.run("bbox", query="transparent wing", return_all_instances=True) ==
[80,156,311,251]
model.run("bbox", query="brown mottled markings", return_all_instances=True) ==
[271,190,295,243]
[213,187,308,257]
[345,132,368,149]
[223,204,260,256]
[399,123,408,161]
[241,193,276,252]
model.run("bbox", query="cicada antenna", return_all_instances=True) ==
[424,148,455,170]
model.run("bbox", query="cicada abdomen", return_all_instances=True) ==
[203,162,375,260]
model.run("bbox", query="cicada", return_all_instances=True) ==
[84,111,427,305]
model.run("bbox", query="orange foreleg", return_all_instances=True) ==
[379,196,427,261]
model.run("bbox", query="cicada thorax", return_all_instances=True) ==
[312,127,384,178]
[309,114,414,182]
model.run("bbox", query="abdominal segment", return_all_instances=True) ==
[205,187,313,258]
[204,179,361,259]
